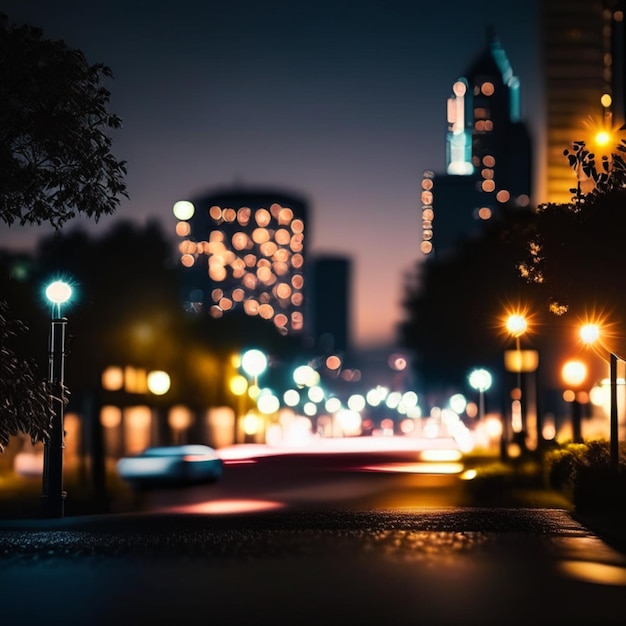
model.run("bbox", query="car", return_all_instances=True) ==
[116,444,223,488]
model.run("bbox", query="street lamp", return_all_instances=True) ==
[41,279,72,518]
[468,368,492,421]
[561,359,587,443]
[579,322,621,469]
[239,349,268,442]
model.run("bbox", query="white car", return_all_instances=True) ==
[116,444,223,488]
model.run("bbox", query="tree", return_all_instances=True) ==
[517,138,626,351]
[399,206,541,395]
[0,13,128,228]
[0,12,127,451]
[0,300,51,452]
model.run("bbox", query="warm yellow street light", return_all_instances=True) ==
[506,313,528,340]
[561,359,588,444]
[578,321,621,469]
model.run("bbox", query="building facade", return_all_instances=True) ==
[173,187,309,338]
[420,28,533,258]
[540,0,625,204]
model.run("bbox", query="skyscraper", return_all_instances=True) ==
[173,186,309,337]
[420,28,533,258]
[309,255,352,354]
[540,0,625,204]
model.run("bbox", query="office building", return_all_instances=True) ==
[309,255,351,354]
[540,0,625,203]
[420,28,533,258]
[173,186,309,337]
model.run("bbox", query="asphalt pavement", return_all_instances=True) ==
[1,508,626,625]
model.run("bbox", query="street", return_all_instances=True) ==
[1,445,626,625]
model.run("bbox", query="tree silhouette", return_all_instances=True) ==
[0,13,127,228]
[0,12,127,450]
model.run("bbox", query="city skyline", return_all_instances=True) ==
[0,0,541,348]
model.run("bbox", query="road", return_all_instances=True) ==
[2,445,626,625]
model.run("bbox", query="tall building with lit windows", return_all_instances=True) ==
[540,0,625,203]
[173,187,309,337]
[420,28,533,258]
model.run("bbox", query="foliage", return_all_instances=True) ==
[399,205,541,393]
[517,139,626,323]
[544,439,626,512]
[0,11,128,454]
[400,136,626,394]
[0,300,53,452]
[0,13,128,229]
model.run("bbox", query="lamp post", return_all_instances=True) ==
[229,374,249,444]
[147,369,170,444]
[504,313,528,451]
[41,279,72,518]
[561,359,587,444]
[468,368,492,421]
[240,349,267,442]
[579,323,620,470]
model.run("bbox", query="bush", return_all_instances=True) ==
[544,439,626,513]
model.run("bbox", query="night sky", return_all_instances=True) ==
[0,0,541,348]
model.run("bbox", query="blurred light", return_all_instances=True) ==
[168,405,193,430]
[303,401,317,416]
[399,418,415,434]
[283,389,300,407]
[257,392,280,414]
[385,391,402,409]
[241,349,268,378]
[101,366,124,391]
[307,385,325,403]
[449,393,466,413]
[580,323,600,344]
[347,394,366,412]
[100,405,122,428]
[147,370,170,396]
[484,416,502,438]
[506,313,527,337]
[172,200,195,220]
[325,355,342,370]
[421,449,463,462]
[293,364,317,387]
[401,391,418,408]
[558,560,626,586]
[562,360,587,388]
[325,397,342,413]
[468,368,492,392]
[388,353,407,371]
[230,374,248,396]
[336,409,361,436]
[242,412,261,435]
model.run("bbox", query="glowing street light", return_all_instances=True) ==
[579,322,620,469]
[41,279,72,518]
[468,368,493,421]
[561,359,588,444]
